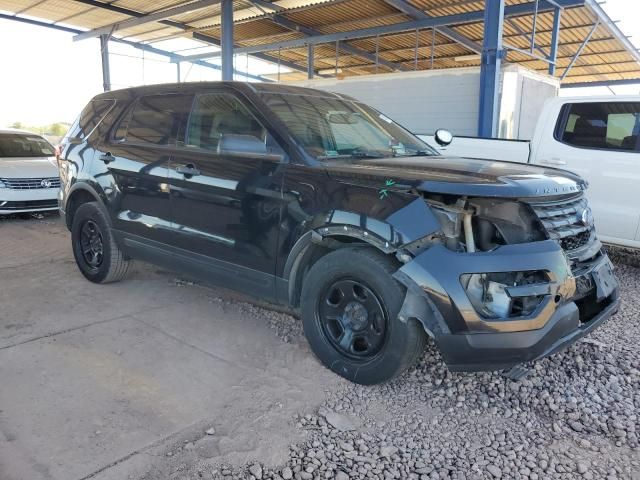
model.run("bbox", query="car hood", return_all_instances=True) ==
[0,157,58,178]
[323,155,586,198]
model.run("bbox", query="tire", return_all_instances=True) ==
[300,247,426,385]
[71,202,131,283]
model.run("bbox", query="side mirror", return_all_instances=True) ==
[434,129,453,147]
[217,134,284,162]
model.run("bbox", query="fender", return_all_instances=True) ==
[63,180,112,228]
[281,197,443,307]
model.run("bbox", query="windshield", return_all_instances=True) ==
[0,133,55,158]
[261,93,439,160]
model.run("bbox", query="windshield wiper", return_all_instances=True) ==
[397,150,434,157]
[318,149,388,160]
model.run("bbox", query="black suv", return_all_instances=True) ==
[57,82,619,385]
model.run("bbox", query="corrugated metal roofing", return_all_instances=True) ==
[1,0,638,84]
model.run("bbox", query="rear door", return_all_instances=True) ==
[535,101,640,246]
[167,90,287,298]
[92,93,193,245]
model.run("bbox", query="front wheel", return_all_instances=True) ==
[300,247,426,385]
[71,202,131,283]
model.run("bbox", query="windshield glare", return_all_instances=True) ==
[261,93,438,159]
[0,133,55,158]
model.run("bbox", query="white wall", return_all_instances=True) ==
[290,68,481,136]
[289,65,559,140]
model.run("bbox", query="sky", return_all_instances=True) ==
[0,0,639,127]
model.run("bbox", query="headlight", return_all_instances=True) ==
[461,271,549,319]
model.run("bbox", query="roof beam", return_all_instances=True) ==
[268,15,409,72]
[585,0,640,65]
[248,0,283,12]
[562,78,640,88]
[381,0,482,54]
[181,0,585,61]
[0,13,269,82]
[74,0,220,42]
[71,0,314,75]
[560,19,599,80]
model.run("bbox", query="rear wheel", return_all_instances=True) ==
[71,202,131,283]
[301,247,426,385]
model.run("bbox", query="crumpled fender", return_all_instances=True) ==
[315,197,441,251]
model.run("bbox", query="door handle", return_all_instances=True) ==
[176,164,201,177]
[541,157,567,166]
[99,152,115,163]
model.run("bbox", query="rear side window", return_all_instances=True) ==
[556,102,640,152]
[0,133,54,158]
[185,93,266,151]
[65,99,115,140]
[115,94,193,145]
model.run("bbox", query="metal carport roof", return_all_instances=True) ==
[1,0,638,86]
[0,0,640,84]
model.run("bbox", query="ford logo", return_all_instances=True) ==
[40,179,52,188]
[580,207,594,227]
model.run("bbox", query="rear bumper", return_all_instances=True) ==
[437,289,619,371]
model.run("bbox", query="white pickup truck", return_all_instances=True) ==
[420,96,640,250]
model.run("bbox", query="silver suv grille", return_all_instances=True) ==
[0,177,60,189]
[528,194,595,253]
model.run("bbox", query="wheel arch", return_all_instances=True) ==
[64,183,109,231]
[284,227,399,309]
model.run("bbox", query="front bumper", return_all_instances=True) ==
[0,188,59,214]
[437,290,619,371]
[395,240,619,372]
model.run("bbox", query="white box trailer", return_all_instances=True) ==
[289,64,559,140]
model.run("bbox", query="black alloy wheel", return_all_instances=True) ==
[71,202,131,283]
[300,247,427,385]
[79,219,104,269]
[317,279,387,360]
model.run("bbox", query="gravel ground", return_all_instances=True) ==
[169,255,639,480]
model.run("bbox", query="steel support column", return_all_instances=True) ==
[176,62,181,82]
[548,7,562,75]
[100,34,111,92]
[307,44,315,79]
[477,0,505,137]
[221,0,234,81]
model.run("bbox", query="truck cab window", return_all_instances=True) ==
[186,93,267,152]
[559,102,640,152]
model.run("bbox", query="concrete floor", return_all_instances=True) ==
[0,214,340,480]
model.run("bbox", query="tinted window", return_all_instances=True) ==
[116,94,192,145]
[65,99,115,140]
[558,102,640,152]
[185,93,266,151]
[261,93,436,159]
[0,133,54,158]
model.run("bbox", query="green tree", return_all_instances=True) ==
[48,123,67,136]
[10,121,23,129]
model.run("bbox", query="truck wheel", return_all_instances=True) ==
[71,202,131,284]
[300,247,426,385]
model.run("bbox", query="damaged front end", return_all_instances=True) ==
[388,192,620,372]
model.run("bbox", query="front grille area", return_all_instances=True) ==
[528,194,595,254]
[0,200,58,210]
[0,177,61,189]
[560,230,592,251]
